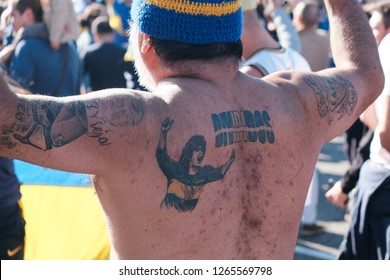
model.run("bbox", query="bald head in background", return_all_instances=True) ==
[293,1,321,31]
[293,0,331,72]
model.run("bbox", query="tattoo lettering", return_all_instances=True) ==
[304,75,357,125]
[85,97,145,145]
[156,117,236,212]
[85,100,111,146]
[212,110,275,148]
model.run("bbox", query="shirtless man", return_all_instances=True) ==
[0,0,384,259]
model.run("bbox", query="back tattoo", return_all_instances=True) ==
[156,117,236,212]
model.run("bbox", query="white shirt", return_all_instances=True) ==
[242,46,311,75]
[370,34,390,167]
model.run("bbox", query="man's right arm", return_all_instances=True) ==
[0,76,149,175]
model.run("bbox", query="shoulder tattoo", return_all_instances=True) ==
[303,75,357,125]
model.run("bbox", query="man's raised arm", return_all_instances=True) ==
[267,0,384,143]
[326,0,381,77]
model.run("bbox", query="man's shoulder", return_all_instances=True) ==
[16,37,50,52]
[12,38,52,66]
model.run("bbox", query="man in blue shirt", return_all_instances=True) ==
[5,0,80,97]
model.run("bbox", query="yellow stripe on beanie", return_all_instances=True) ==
[144,0,241,16]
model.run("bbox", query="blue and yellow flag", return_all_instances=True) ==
[15,161,110,260]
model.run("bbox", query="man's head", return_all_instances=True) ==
[79,3,108,29]
[91,16,115,43]
[293,1,321,31]
[129,0,244,90]
[367,1,390,45]
[10,0,43,32]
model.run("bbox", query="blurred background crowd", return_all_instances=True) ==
[0,0,389,260]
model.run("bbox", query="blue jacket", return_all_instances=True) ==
[9,23,81,97]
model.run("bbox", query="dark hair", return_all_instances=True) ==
[149,37,243,63]
[15,0,43,23]
[79,3,108,28]
[91,16,113,34]
[179,135,206,170]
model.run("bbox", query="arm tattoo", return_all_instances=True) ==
[303,75,357,125]
[0,96,145,151]
[12,100,87,150]
[85,97,145,145]
[104,97,144,127]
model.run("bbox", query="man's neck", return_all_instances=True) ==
[157,57,240,88]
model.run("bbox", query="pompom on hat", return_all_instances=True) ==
[131,0,243,44]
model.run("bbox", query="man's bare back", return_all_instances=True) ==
[0,0,384,259]
[89,72,321,259]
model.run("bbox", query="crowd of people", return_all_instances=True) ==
[0,0,389,260]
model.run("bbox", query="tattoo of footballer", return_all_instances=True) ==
[156,117,236,212]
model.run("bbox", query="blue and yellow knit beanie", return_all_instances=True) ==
[131,0,243,44]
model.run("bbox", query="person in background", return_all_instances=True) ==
[107,0,131,48]
[0,0,383,259]
[80,16,143,91]
[0,3,14,48]
[240,0,310,78]
[0,0,80,97]
[293,0,330,72]
[331,0,390,259]
[262,0,302,52]
[40,0,80,51]
[76,2,108,54]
